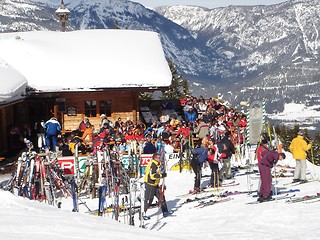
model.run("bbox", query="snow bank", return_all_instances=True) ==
[0,189,177,240]
[268,102,320,123]
[0,29,172,92]
[0,58,27,105]
[1,157,320,239]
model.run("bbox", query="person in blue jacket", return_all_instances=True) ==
[184,107,197,123]
[191,147,208,193]
[43,117,61,151]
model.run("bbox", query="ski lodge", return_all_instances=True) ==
[0,29,172,153]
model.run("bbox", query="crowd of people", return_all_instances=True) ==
[6,95,315,211]
[22,97,247,161]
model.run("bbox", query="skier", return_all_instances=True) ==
[191,147,208,193]
[143,153,171,219]
[207,145,219,187]
[256,139,269,163]
[258,149,286,202]
[256,139,269,197]
[289,131,312,183]
[217,132,235,182]
[43,117,61,151]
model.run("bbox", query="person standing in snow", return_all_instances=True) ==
[207,145,219,187]
[256,139,269,163]
[43,117,61,151]
[256,138,269,197]
[217,132,235,182]
[34,120,46,151]
[144,153,171,218]
[258,149,286,202]
[289,131,312,183]
[191,147,208,193]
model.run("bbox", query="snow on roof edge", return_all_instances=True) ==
[0,29,172,94]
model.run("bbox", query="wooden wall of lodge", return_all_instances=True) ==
[0,90,140,152]
[57,91,139,131]
[0,103,17,152]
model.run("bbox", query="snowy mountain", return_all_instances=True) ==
[2,0,320,113]
[156,0,320,111]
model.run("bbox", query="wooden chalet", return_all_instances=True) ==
[0,29,172,152]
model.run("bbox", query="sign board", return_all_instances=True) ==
[67,106,77,116]
[249,101,263,145]
[120,152,191,174]
[57,157,75,175]
[78,156,88,174]
[57,156,88,175]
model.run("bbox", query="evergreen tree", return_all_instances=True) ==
[275,124,319,166]
[161,61,190,100]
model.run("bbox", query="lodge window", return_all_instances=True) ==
[84,101,96,117]
[100,100,112,117]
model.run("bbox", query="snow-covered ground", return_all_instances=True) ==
[1,153,320,240]
[268,103,320,130]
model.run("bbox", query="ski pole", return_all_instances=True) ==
[310,145,316,180]
[273,164,278,201]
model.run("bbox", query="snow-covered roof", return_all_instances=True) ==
[0,59,27,105]
[0,29,172,93]
[55,7,70,14]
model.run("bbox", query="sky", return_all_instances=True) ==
[131,0,287,9]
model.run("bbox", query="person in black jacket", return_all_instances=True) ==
[217,132,235,181]
[58,139,73,156]
[191,147,208,193]
[143,138,157,154]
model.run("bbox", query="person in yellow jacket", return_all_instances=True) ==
[289,131,312,183]
[143,153,171,219]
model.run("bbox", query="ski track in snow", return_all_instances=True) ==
[1,156,320,240]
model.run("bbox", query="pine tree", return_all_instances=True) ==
[161,61,190,100]
[275,124,319,166]
[313,132,320,165]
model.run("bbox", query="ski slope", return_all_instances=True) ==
[1,156,320,240]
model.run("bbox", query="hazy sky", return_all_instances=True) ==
[131,0,287,9]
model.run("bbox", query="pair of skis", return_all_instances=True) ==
[286,193,320,204]
[246,193,296,204]
[193,197,234,208]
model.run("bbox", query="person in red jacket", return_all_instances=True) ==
[134,129,145,142]
[256,139,269,163]
[176,122,190,138]
[238,115,247,129]
[258,150,286,202]
[207,145,219,187]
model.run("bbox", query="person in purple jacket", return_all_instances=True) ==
[258,150,286,202]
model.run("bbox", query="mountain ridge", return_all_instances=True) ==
[155,0,320,111]
[1,0,320,113]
